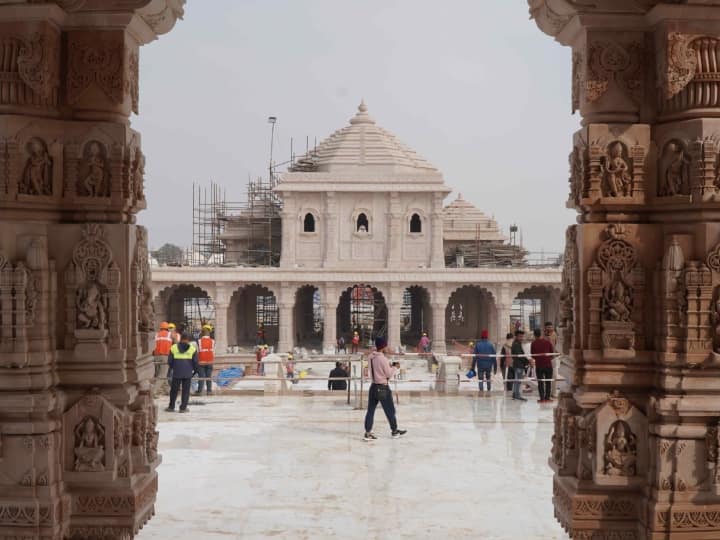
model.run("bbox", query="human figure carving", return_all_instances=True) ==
[76,281,108,330]
[74,416,105,472]
[602,142,632,197]
[133,150,145,200]
[20,138,52,195]
[603,420,637,476]
[81,142,107,197]
[604,273,632,322]
[660,142,689,196]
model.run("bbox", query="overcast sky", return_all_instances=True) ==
[134,0,578,255]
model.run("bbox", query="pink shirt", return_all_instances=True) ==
[368,351,396,384]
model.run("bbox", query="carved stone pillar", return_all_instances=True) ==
[277,284,294,353]
[280,194,296,268]
[386,284,402,351]
[0,3,183,539]
[430,302,447,354]
[213,286,231,355]
[386,192,402,268]
[530,2,720,538]
[322,284,338,354]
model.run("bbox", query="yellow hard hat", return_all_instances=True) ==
[202,324,213,331]
[468,341,474,346]
[168,323,176,329]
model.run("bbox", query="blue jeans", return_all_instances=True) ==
[196,364,213,393]
[364,384,398,433]
[512,365,524,399]
[478,368,492,391]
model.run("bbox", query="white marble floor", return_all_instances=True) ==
[138,394,569,540]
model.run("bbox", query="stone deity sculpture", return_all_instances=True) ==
[660,142,689,197]
[603,142,632,197]
[603,420,638,476]
[76,281,108,330]
[20,138,52,196]
[604,274,632,322]
[81,142,107,197]
[74,416,105,471]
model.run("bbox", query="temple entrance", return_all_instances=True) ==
[155,284,214,336]
[228,284,278,350]
[337,285,387,348]
[294,285,322,349]
[512,286,560,334]
[445,285,496,349]
[401,285,432,348]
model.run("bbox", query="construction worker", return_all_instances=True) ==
[168,322,181,344]
[153,322,173,393]
[351,331,360,353]
[166,332,199,413]
[195,324,215,395]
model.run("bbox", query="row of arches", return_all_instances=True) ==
[155,282,560,353]
[302,212,423,234]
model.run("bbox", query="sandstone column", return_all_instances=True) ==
[386,192,402,268]
[213,285,231,354]
[530,2,720,538]
[429,193,445,268]
[277,284,294,353]
[0,3,183,539]
[430,301,447,354]
[279,193,296,268]
[386,284,402,351]
[323,192,339,267]
[322,284,338,353]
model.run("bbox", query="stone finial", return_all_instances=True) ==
[349,99,375,125]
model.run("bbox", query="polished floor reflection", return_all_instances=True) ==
[138,395,569,540]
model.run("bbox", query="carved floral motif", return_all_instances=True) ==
[17,31,60,101]
[586,40,643,105]
[663,32,699,100]
[67,33,124,105]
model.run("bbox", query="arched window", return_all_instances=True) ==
[410,213,422,233]
[356,213,369,233]
[303,213,315,233]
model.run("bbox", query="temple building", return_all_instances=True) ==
[151,102,561,354]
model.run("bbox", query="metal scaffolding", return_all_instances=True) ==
[191,178,282,267]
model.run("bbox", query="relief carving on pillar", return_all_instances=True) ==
[586,40,644,106]
[127,51,139,114]
[0,28,59,108]
[601,142,633,198]
[18,137,52,196]
[77,141,110,198]
[571,52,582,113]
[657,139,691,197]
[568,144,587,206]
[585,391,648,486]
[63,392,120,478]
[134,226,155,334]
[661,32,699,100]
[682,260,713,355]
[67,32,125,105]
[589,225,643,354]
[559,226,577,354]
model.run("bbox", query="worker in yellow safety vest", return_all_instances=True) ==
[166,332,199,413]
[153,322,173,393]
[194,325,215,395]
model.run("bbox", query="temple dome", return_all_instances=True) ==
[304,101,440,176]
[443,193,507,242]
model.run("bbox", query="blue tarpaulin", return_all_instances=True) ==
[216,366,245,387]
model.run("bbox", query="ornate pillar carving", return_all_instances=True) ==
[429,192,445,268]
[279,193,296,268]
[386,192,401,268]
[213,285,231,355]
[0,3,183,539]
[322,283,338,354]
[529,2,720,538]
[323,192,338,267]
[277,284,294,353]
[386,283,402,351]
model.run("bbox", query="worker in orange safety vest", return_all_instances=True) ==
[194,324,215,395]
[153,322,173,393]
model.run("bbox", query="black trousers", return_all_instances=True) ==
[169,378,191,410]
[197,364,213,392]
[364,384,397,433]
[536,367,553,401]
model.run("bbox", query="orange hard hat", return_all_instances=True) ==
[159,321,169,330]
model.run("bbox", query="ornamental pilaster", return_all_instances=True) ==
[0,2,184,539]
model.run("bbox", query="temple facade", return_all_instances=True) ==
[150,103,561,356]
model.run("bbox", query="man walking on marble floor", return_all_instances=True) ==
[472,329,496,394]
[166,332,199,413]
[511,329,529,401]
[531,328,554,403]
[363,336,406,441]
